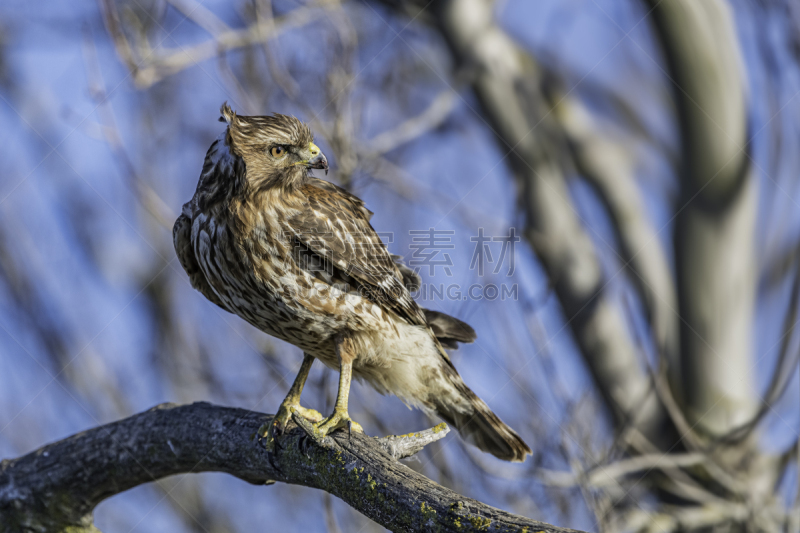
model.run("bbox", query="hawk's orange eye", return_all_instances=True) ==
[270,146,286,157]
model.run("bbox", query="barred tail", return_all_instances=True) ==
[432,383,532,462]
[428,338,531,462]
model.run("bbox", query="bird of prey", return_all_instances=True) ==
[173,103,532,462]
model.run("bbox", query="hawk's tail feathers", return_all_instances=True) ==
[432,378,532,462]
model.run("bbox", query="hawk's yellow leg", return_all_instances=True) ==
[313,335,364,437]
[258,353,323,449]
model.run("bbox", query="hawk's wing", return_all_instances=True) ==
[173,203,230,313]
[173,133,241,312]
[288,180,426,326]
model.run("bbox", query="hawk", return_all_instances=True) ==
[173,104,531,462]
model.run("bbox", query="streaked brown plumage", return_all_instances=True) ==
[173,103,531,461]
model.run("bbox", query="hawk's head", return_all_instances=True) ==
[220,102,328,191]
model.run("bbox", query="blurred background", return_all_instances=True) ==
[1,0,799,531]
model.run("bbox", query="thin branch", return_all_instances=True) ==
[367,89,457,155]
[537,452,707,488]
[100,0,338,89]
[82,31,176,229]
[165,0,231,37]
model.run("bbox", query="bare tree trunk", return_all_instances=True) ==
[0,402,583,533]
[646,0,758,437]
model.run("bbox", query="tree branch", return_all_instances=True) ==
[0,402,582,533]
[367,89,458,155]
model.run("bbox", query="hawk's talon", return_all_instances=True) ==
[312,408,364,439]
[257,421,271,441]
[259,402,323,451]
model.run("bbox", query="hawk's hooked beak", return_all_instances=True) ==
[305,142,328,175]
